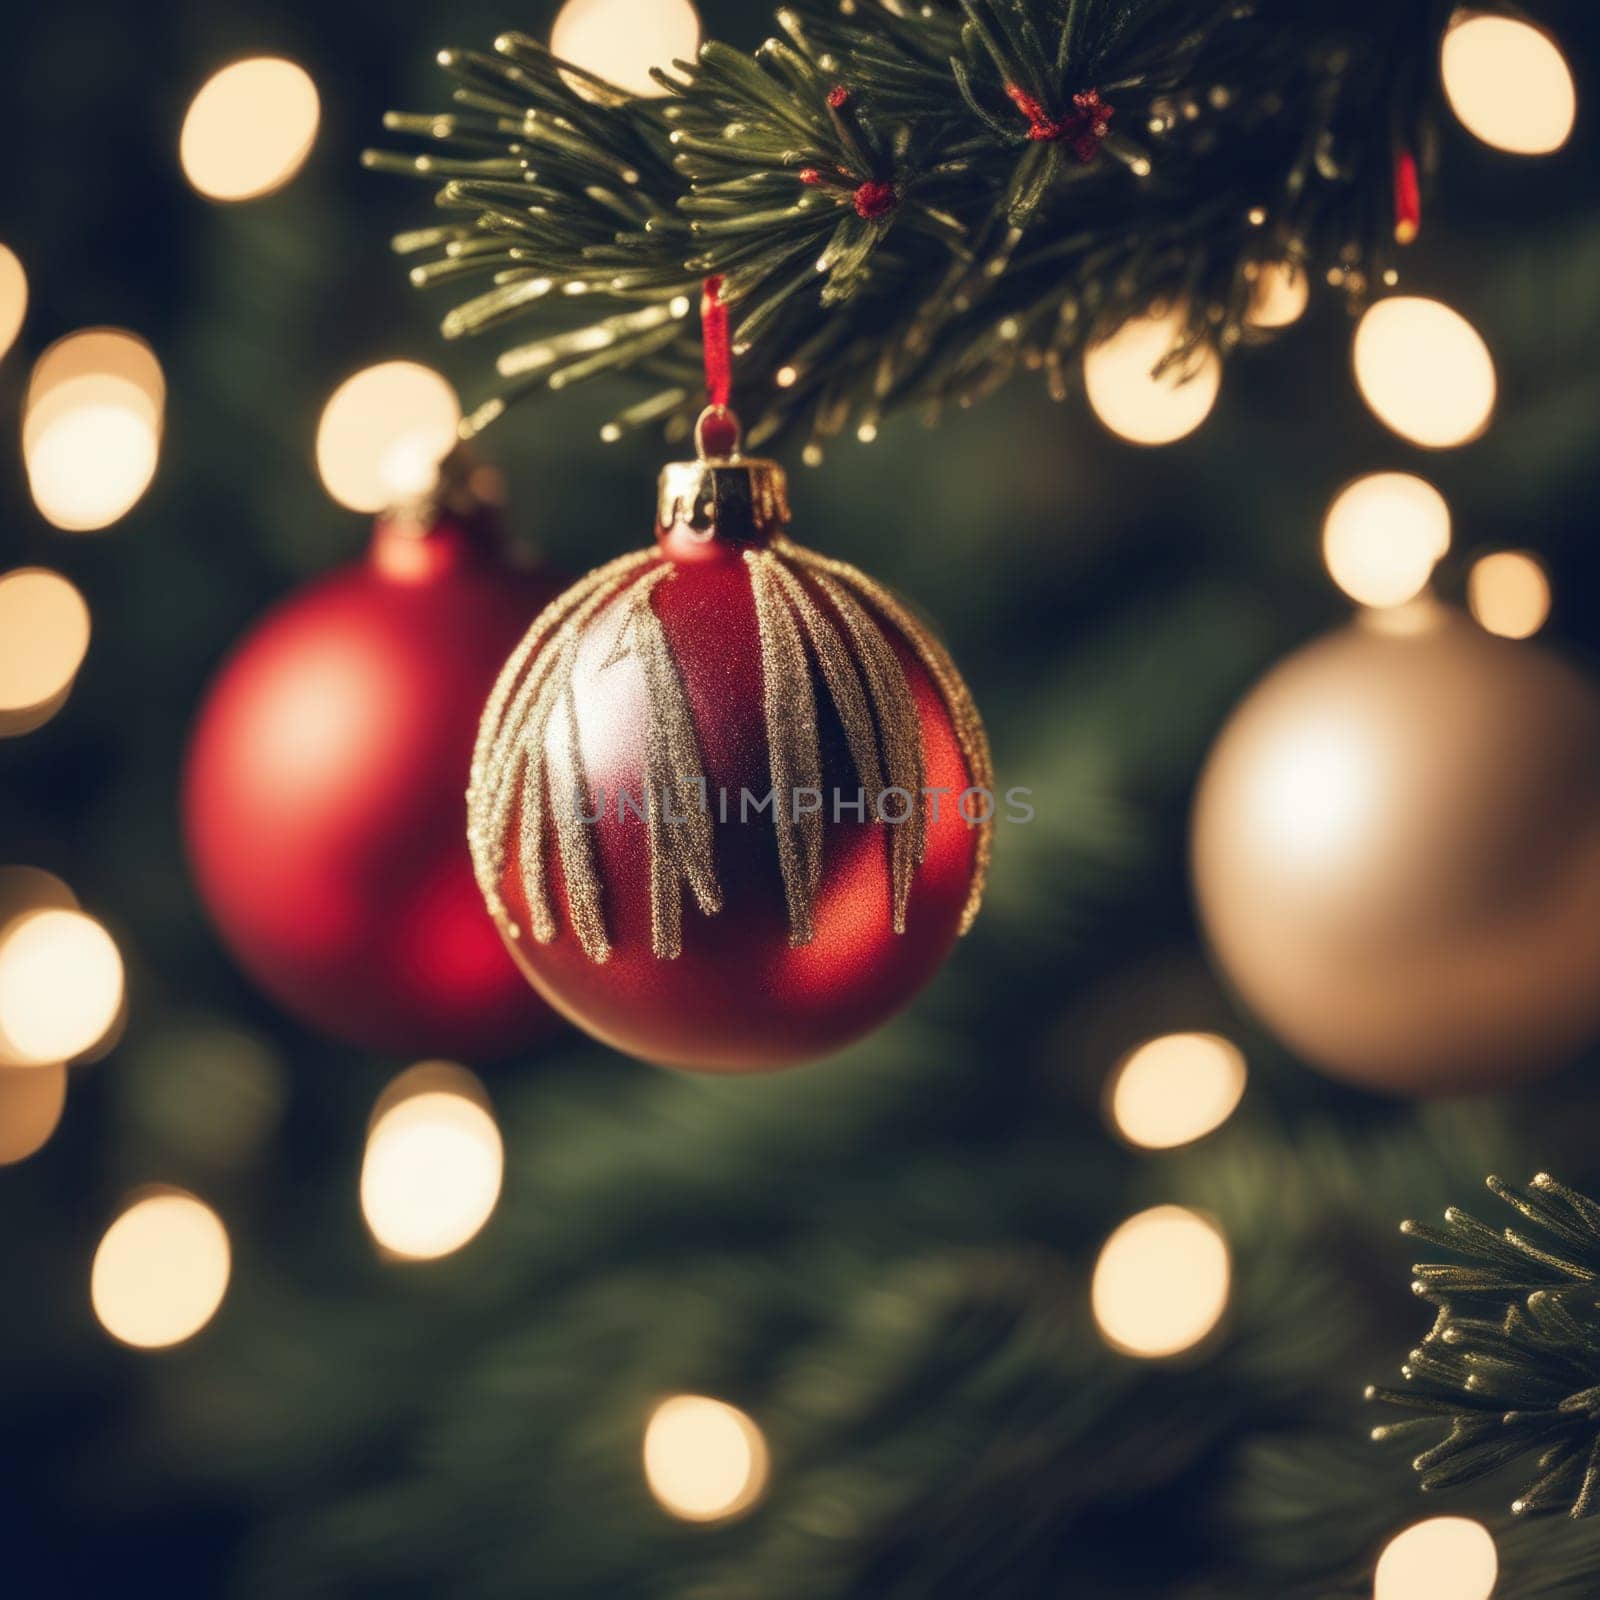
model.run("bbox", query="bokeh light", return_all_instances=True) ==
[27,405,160,530]
[24,329,165,531]
[642,1395,770,1522]
[1441,13,1575,156]
[26,327,165,428]
[1323,473,1452,609]
[0,569,91,736]
[1092,1206,1231,1359]
[91,1190,231,1350]
[316,361,461,513]
[1469,550,1551,640]
[1084,308,1221,445]
[0,242,26,360]
[1107,1033,1247,1150]
[0,1062,68,1166]
[180,58,321,202]
[0,866,77,930]
[1245,260,1308,329]
[361,1064,503,1259]
[1373,1517,1498,1600]
[551,0,702,100]
[0,908,125,1067]
[1352,297,1495,449]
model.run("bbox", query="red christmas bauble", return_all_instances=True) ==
[185,473,563,1059]
[468,447,992,1071]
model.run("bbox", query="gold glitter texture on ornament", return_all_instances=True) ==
[802,566,927,933]
[763,557,885,798]
[468,548,656,958]
[607,567,722,959]
[748,551,826,946]
[781,541,993,934]
[469,539,992,965]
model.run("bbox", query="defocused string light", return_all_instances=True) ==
[91,1190,231,1349]
[1245,260,1308,329]
[1083,307,1221,445]
[0,1062,68,1166]
[364,1060,483,1128]
[642,1395,769,1522]
[1441,13,1575,156]
[361,1063,503,1259]
[1373,1517,1498,1600]
[1107,1033,1247,1150]
[550,0,702,100]
[1323,473,1452,609]
[0,569,91,737]
[316,361,461,513]
[1469,550,1551,640]
[0,907,125,1067]
[25,328,165,436]
[24,329,165,531]
[180,58,321,201]
[1352,297,1495,449]
[1092,1206,1230,1359]
[0,243,26,360]
[0,865,77,929]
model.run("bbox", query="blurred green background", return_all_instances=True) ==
[4,1,1600,1595]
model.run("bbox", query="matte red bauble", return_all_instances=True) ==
[185,465,562,1059]
[467,432,992,1072]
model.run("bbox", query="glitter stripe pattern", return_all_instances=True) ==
[777,539,994,935]
[466,539,992,965]
[468,548,657,957]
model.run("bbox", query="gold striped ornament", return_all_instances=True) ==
[468,433,992,1071]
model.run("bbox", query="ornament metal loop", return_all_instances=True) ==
[695,404,742,463]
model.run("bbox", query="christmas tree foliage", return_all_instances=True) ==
[371,0,1435,450]
[1373,1174,1600,1521]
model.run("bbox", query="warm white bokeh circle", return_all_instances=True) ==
[642,1395,770,1522]
[1352,297,1495,449]
[361,1072,503,1260]
[180,58,321,202]
[24,330,166,532]
[1373,1516,1498,1600]
[1469,551,1550,641]
[1246,261,1309,329]
[0,908,125,1067]
[0,243,26,361]
[0,866,77,926]
[551,0,702,99]
[1092,1206,1231,1359]
[0,1062,68,1166]
[28,405,161,532]
[0,570,91,728]
[1084,309,1221,445]
[1441,14,1575,156]
[1323,473,1452,609]
[25,329,166,438]
[316,362,461,513]
[1107,1033,1247,1150]
[91,1191,232,1349]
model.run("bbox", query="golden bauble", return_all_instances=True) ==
[1191,602,1600,1095]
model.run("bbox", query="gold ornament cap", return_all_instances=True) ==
[657,406,790,560]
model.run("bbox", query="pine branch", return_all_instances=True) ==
[1369,1174,1600,1520]
[369,0,1443,454]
